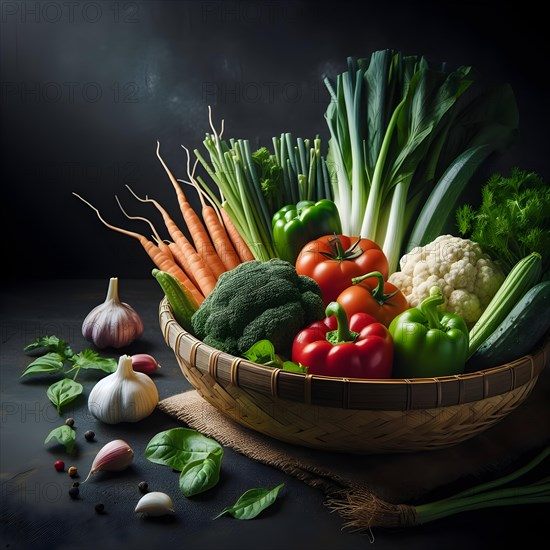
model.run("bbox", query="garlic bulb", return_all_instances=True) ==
[82,277,144,349]
[88,355,159,424]
[135,492,175,516]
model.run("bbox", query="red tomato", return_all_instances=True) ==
[295,235,389,305]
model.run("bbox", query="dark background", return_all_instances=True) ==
[1,0,548,281]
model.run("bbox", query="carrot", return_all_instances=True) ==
[125,186,217,297]
[181,153,241,272]
[220,207,255,263]
[115,195,175,264]
[156,141,226,279]
[73,193,204,304]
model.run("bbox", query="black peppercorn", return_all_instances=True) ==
[95,503,105,514]
[65,418,75,427]
[138,481,148,493]
[68,487,79,499]
[84,430,95,441]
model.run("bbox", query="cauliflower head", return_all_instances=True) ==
[388,235,505,327]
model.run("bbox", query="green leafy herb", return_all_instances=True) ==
[282,361,307,373]
[21,335,116,381]
[253,146,284,213]
[24,336,74,358]
[145,428,223,497]
[21,353,66,377]
[44,424,76,453]
[456,168,550,276]
[46,378,83,414]
[242,340,279,367]
[179,455,223,497]
[214,483,285,520]
[67,350,117,375]
[242,340,307,373]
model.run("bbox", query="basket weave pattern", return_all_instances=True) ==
[160,299,548,454]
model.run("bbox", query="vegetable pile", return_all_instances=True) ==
[29,45,550,533]
[73,47,548,382]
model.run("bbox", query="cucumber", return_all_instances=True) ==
[467,281,550,371]
[467,252,542,358]
[152,269,199,333]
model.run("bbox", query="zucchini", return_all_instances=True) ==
[152,269,199,333]
[406,144,492,252]
[467,281,550,371]
[467,252,542,358]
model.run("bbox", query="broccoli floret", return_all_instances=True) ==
[191,259,325,357]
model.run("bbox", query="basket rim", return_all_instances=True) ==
[159,298,549,410]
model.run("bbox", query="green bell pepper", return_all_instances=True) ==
[272,199,342,264]
[389,286,469,378]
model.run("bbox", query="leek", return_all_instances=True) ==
[324,49,519,273]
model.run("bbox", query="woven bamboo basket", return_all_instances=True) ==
[159,298,549,454]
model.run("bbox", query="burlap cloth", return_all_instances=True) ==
[158,367,550,529]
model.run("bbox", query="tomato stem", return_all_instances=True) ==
[352,271,399,305]
[320,235,364,262]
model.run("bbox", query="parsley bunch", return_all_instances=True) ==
[456,168,550,276]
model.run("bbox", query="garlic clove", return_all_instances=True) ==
[83,439,134,483]
[131,354,161,375]
[82,277,144,349]
[135,492,175,516]
[88,355,159,424]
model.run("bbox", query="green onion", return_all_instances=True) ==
[194,111,332,261]
[328,446,550,531]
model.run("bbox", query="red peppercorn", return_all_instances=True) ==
[54,460,65,472]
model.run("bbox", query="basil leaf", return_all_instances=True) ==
[44,425,76,453]
[242,340,277,365]
[179,453,222,497]
[282,361,308,373]
[145,428,223,471]
[21,353,65,377]
[68,349,116,374]
[24,336,73,358]
[214,483,285,520]
[46,378,83,414]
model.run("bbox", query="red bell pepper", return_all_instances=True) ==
[291,302,393,379]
